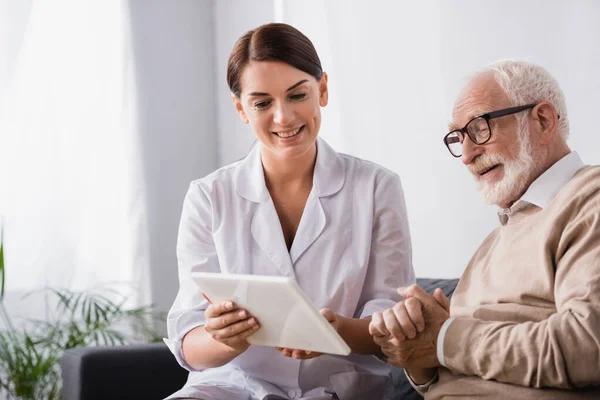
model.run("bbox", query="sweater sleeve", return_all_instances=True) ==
[441,197,600,389]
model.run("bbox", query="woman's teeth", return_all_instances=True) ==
[275,126,302,138]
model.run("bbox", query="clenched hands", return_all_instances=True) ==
[369,285,450,373]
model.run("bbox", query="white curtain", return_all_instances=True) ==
[0,0,150,321]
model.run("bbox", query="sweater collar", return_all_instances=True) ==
[498,151,584,224]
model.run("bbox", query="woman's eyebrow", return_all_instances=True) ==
[286,79,308,92]
[247,79,309,97]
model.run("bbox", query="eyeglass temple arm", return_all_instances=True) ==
[487,103,560,120]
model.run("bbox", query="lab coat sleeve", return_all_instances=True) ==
[356,172,415,319]
[164,181,220,371]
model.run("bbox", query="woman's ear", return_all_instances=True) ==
[232,93,249,124]
[319,72,329,107]
[532,101,558,144]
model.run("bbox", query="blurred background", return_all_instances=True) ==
[1,0,599,327]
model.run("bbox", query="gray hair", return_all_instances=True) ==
[486,60,570,141]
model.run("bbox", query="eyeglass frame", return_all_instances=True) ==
[443,103,550,158]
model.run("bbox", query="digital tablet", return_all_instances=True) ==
[191,272,351,356]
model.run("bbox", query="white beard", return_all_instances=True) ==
[471,126,536,207]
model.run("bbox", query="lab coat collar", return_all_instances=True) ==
[235,137,345,203]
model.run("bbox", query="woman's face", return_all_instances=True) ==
[233,61,328,161]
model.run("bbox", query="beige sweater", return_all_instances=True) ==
[427,166,600,400]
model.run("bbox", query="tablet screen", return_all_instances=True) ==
[191,272,351,356]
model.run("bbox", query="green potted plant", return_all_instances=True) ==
[0,227,162,399]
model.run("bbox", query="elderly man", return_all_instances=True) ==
[370,60,600,399]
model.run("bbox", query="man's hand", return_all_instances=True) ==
[369,297,426,340]
[276,308,338,359]
[370,285,450,370]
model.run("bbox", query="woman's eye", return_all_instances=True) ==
[254,101,271,110]
[289,93,306,101]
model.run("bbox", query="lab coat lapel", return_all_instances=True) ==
[289,138,345,265]
[289,191,326,265]
[236,144,294,276]
[251,196,295,276]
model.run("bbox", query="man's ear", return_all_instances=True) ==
[318,72,329,107]
[532,101,558,144]
[232,93,249,124]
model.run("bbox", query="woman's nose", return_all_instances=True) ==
[273,102,293,126]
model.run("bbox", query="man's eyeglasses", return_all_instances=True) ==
[443,104,538,158]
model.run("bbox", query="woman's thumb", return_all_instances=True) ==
[320,308,336,322]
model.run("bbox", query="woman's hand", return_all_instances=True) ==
[204,298,260,355]
[276,308,339,359]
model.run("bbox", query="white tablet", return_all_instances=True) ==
[191,272,351,356]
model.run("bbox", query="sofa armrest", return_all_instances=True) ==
[61,342,188,400]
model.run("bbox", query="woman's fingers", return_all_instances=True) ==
[292,349,305,358]
[219,323,260,349]
[205,300,236,319]
[206,308,249,331]
[320,308,336,323]
[213,317,259,339]
[228,323,260,341]
[202,300,261,352]
[204,300,259,343]
[278,347,293,357]
[277,348,322,359]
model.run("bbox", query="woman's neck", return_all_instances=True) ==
[261,144,317,191]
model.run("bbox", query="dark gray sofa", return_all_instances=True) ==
[61,278,459,400]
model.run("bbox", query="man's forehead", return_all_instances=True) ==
[453,97,496,120]
[450,74,508,128]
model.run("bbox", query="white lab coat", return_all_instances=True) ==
[165,137,415,400]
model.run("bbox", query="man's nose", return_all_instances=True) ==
[461,135,483,165]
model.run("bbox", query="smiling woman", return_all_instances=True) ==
[164,22,416,400]
[228,24,328,165]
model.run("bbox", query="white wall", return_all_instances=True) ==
[128,0,218,313]
[215,0,600,279]
[0,0,33,112]
[213,0,276,164]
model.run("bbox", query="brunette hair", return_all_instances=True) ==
[227,23,323,97]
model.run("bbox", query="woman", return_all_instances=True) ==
[164,23,415,400]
